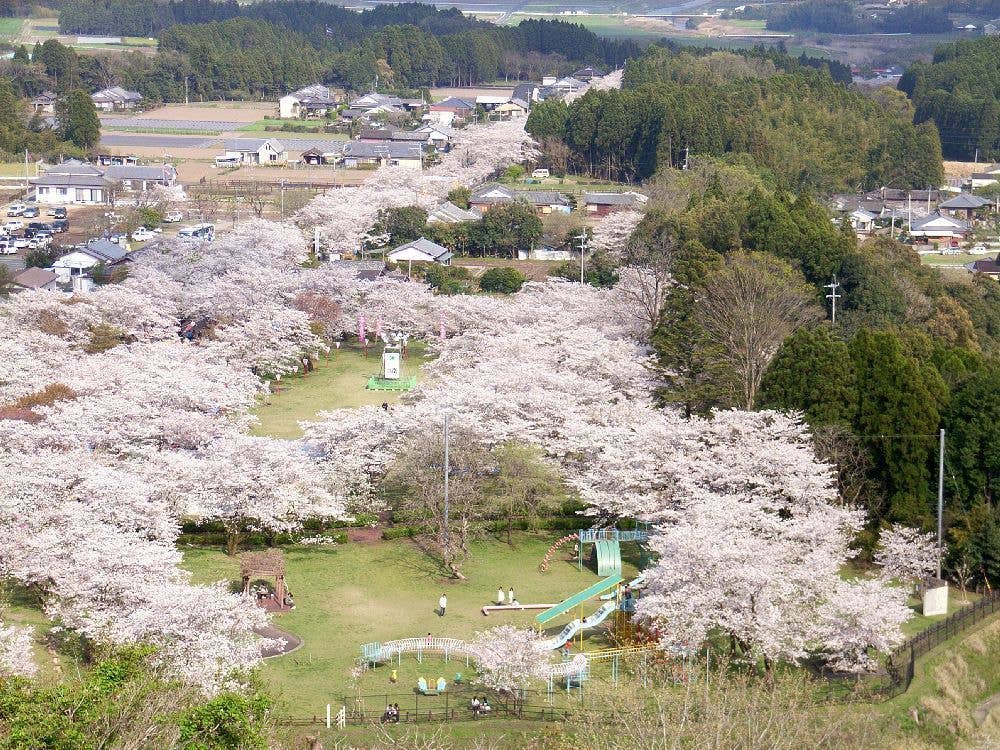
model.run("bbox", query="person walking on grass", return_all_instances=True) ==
[439,593,447,617]
[496,587,505,606]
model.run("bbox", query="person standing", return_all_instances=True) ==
[439,593,447,617]
[496,587,505,605]
[508,586,515,604]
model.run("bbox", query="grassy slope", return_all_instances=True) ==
[182,533,639,716]
[250,343,429,439]
[0,18,24,37]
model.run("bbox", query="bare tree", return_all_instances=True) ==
[487,443,564,544]
[386,427,495,579]
[240,182,271,218]
[812,423,879,514]
[697,252,822,409]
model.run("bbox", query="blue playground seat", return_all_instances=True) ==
[436,677,447,692]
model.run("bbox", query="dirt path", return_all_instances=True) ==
[257,623,303,658]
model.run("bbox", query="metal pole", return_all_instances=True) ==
[444,414,450,556]
[937,428,945,580]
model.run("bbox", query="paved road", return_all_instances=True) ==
[102,117,246,131]
[100,133,220,149]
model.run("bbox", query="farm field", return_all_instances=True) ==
[0,17,25,38]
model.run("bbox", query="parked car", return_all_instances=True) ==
[163,210,183,223]
[108,233,127,244]
[6,203,26,217]
[0,240,15,255]
[131,226,156,241]
[47,206,67,218]
[11,237,30,249]
[970,244,989,254]
[51,219,69,233]
[531,168,550,178]
[3,220,24,233]
[941,248,961,255]
[22,206,39,218]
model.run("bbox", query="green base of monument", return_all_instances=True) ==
[366,375,417,391]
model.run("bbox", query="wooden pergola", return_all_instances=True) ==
[240,549,287,607]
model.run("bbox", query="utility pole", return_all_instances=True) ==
[575,230,588,284]
[184,76,189,106]
[824,275,841,324]
[279,180,285,218]
[24,148,29,190]
[443,413,450,558]
[683,145,690,171]
[937,428,945,580]
[313,226,320,258]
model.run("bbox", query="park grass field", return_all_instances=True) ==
[250,343,429,439]
[183,533,641,717]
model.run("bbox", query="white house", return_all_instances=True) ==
[388,238,452,277]
[278,83,341,119]
[910,212,970,239]
[52,239,128,292]
[91,86,142,111]
[415,124,451,149]
[218,139,287,165]
[849,208,877,234]
[30,160,109,205]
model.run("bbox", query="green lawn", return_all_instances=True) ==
[104,125,221,135]
[901,589,981,638]
[183,533,640,717]
[920,252,981,267]
[250,343,429,439]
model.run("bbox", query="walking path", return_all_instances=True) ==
[257,623,303,658]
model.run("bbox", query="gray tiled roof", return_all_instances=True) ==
[104,164,176,181]
[471,183,570,207]
[223,138,285,153]
[582,191,646,207]
[14,267,57,289]
[939,193,991,209]
[428,201,481,223]
[389,237,452,262]
[342,141,422,159]
[83,239,127,262]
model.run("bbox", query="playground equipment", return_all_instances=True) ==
[538,527,650,574]
[481,602,555,616]
[539,534,577,572]
[600,571,647,601]
[537,601,617,650]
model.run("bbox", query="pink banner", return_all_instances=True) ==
[358,314,366,345]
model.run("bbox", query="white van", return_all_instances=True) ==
[531,168,550,179]
[178,223,215,241]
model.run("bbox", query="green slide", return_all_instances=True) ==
[594,540,621,577]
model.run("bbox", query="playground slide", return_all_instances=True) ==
[600,572,647,601]
[537,601,617,651]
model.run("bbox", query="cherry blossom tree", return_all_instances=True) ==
[157,434,348,555]
[815,579,911,673]
[470,626,548,693]
[0,622,37,678]
[590,209,643,257]
[875,524,938,585]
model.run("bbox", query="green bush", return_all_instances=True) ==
[479,266,526,294]
[381,525,419,540]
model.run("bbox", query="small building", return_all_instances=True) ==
[97,154,139,166]
[427,201,482,224]
[511,83,539,107]
[470,183,571,215]
[12,267,58,292]
[967,257,1000,278]
[278,83,342,119]
[969,172,1000,190]
[30,160,109,205]
[582,191,647,216]
[218,139,286,165]
[351,92,404,110]
[496,100,529,119]
[340,141,422,170]
[938,193,992,221]
[104,163,177,192]
[573,66,606,81]
[910,212,969,240]
[31,91,58,114]
[475,95,509,110]
[300,146,341,166]
[52,239,129,291]
[415,124,451,149]
[388,237,452,270]
[426,97,474,127]
[849,208,877,234]
[91,86,142,111]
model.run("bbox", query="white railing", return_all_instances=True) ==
[362,636,588,678]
